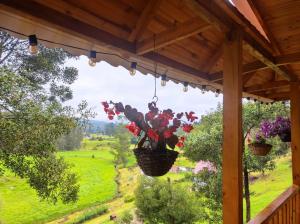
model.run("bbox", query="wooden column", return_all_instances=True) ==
[222,29,243,224]
[291,82,300,185]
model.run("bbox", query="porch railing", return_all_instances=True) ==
[248,185,300,224]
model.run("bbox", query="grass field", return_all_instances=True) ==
[0,149,117,224]
[248,155,292,219]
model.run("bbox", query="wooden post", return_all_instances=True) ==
[291,82,300,185]
[290,82,300,223]
[222,29,243,224]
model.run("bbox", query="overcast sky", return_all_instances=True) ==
[65,56,222,121]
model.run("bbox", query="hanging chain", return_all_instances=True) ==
[152,34,158,103]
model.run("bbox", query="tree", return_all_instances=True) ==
[0,31,78,102]
[57,127,84,151]
[0,31,95,203]
[184,102,289,222]
[111,125,131,167]
[135,177,205,224]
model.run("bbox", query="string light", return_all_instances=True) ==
[28,35,38,55]
[88,50,97,67]
[161,74,167,87]
[183,82,188,92]
[215,89,220,97]
[201,85,206,94]
[247,97,251,101]
[1,27,266,101]
[129,62,137,76]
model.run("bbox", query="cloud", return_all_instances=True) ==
[65,56,222,121]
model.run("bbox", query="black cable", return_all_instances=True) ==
[0,26,213,92]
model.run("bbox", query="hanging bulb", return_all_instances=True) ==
[28,35,38,55]
[161,74,167,87]
[88,50,97,67]
[201,85,206,94]
[215,89,220,97]
[254,99,257,102]
[183,82,188,92]
[247,97,251,101]
[129,62,137,76]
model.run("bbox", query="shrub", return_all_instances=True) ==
[124,195,134,203]
[115,210,133,224]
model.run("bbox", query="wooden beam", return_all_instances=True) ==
[291,82,300,186]
[222,29,243,224]
[210,51,300,82]
[201,46,223,73]
[136,18,210,55]
[244,80,290,93]
[128,0,161,42]
[243,72,256,86]
[243,44,292,81]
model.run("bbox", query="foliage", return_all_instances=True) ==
[0,150,117,224]
[67,206,108,224]
[135,177,205,224]
[102,101,198,150]
[184,102,289,222]
[115,210,134,224]
[111,125,131,167]
[0,31,78,102]
[57,127,84,151]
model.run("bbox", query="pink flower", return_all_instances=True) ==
[125,122,140,136]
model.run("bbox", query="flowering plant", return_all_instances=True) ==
[259,116,290,138]
[102,101,198,150]
[252,131,267,144]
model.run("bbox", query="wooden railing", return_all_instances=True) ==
[248,185,300,224]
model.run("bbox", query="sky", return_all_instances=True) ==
[65,56,222,121]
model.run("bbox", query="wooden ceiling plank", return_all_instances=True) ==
[128,0,161,42]
[136,18,210,55]
[244,80,291,93]
[243,72,256,86]
[33,0,130,39]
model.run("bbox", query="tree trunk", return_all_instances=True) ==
[244,161,251,222]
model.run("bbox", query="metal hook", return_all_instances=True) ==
[152,95,158,103]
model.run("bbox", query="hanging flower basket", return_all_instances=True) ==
[248,143,272,156]
[260,117,291,143]
[102,101,197,176]
[134,148,178,176]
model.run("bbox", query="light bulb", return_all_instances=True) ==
[247,97,251,101]
[215,89,220,97]
[29,45,38,55]
[201,85,206,94]
[88,50,97,67]
[183,82,188,92]
[130,62,137,76]
[28,35,38,55]
[161,75,167,87]
[88,58,96,67]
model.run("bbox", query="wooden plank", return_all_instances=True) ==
[136,18,210,55]
[249,186,300,224]
[244,81,291,93]
[243,44,293,81]
[201,46,223,73]
[291,83,300,186]
[283,203,286,224]
[128,0,161,42]
[222,29,243,224]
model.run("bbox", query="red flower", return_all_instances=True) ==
[185,112,198,122]
[182,124,193,133]
[125,122,140,136]
[163,129,173,138]
[147,129,159,142]
[176,136,185,148]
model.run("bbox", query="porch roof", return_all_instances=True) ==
[1,0,300,101]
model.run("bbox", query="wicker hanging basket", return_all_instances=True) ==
[248,143,272,156]
[279,131,291,142]
[134,147,178,176]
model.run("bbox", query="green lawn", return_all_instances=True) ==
[0,150,117,224]
[247,155,292,219]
